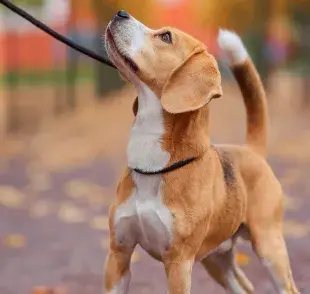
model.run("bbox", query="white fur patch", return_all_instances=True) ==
[127,83,170,171]
[107,271,131,294]
[217,29,248,66]
[130,24,146,56]
[114,172,173,257]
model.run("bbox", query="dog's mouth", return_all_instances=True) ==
[106,28,139,73]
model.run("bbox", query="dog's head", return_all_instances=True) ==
[105,10,222,114]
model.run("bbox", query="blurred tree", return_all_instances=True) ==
[92,0,122,99]
[13,0,45,5]
[2,0,25,131]
[196,0,274,88]
[196,0,255,34]
[252,0,270,88]
[115,0,154,25]
[289,1,310,106]
[6,31,20,132]
[65,0,77,110]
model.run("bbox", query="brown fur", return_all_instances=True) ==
[104,14,299,294]
[233,60,268,156]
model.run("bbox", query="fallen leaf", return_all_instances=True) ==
[3,234,27,248]
[0,186,26,208]
[235,252,249,266]
[33,286,67,294]
[58,203,86,224]
[89,216,109,231]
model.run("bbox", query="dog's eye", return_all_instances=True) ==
[159,32,172,44]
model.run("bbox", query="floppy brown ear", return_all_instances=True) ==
[161,49,223,114]
[132,97,138,116]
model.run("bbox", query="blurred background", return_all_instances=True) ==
[0,0,310,293]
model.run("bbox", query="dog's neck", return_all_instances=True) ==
[127,83,210,171]
[162,106,211,164]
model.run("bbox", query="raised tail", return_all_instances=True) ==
[217,29,268,157]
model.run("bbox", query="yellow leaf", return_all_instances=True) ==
[33,286,67,294]
[0,186,26,208]
[235,252,249,266]
[89,216,109,231]
[58,203,86,223]
[33,287,48,294]
[3,234,27,248]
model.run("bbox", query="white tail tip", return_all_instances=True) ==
[217,29,248,66]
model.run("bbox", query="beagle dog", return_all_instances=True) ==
[104,10,299,294]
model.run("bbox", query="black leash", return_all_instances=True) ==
[133,157,197,175]
[0,0,116,69]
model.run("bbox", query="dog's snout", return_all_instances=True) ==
[117,10,130,19]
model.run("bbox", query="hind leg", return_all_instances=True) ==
[201,245,253,294]
[249,223,299,294]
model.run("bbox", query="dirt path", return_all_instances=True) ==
[0,155,309,294]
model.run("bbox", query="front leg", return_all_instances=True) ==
[104,203,136,294]
[104,244,134,294]
[105,170,137,293]
[164,246,195,294]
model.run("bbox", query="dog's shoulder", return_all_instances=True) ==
[114,167,135,206]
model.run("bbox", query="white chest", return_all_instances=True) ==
[114,173,173,256]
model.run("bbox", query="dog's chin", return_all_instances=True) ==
[105,29,139,76]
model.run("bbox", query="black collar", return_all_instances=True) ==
[133,157,197,175]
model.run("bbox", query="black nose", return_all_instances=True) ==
[117,10,130,19]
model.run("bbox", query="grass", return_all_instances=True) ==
[1,66,95,87]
